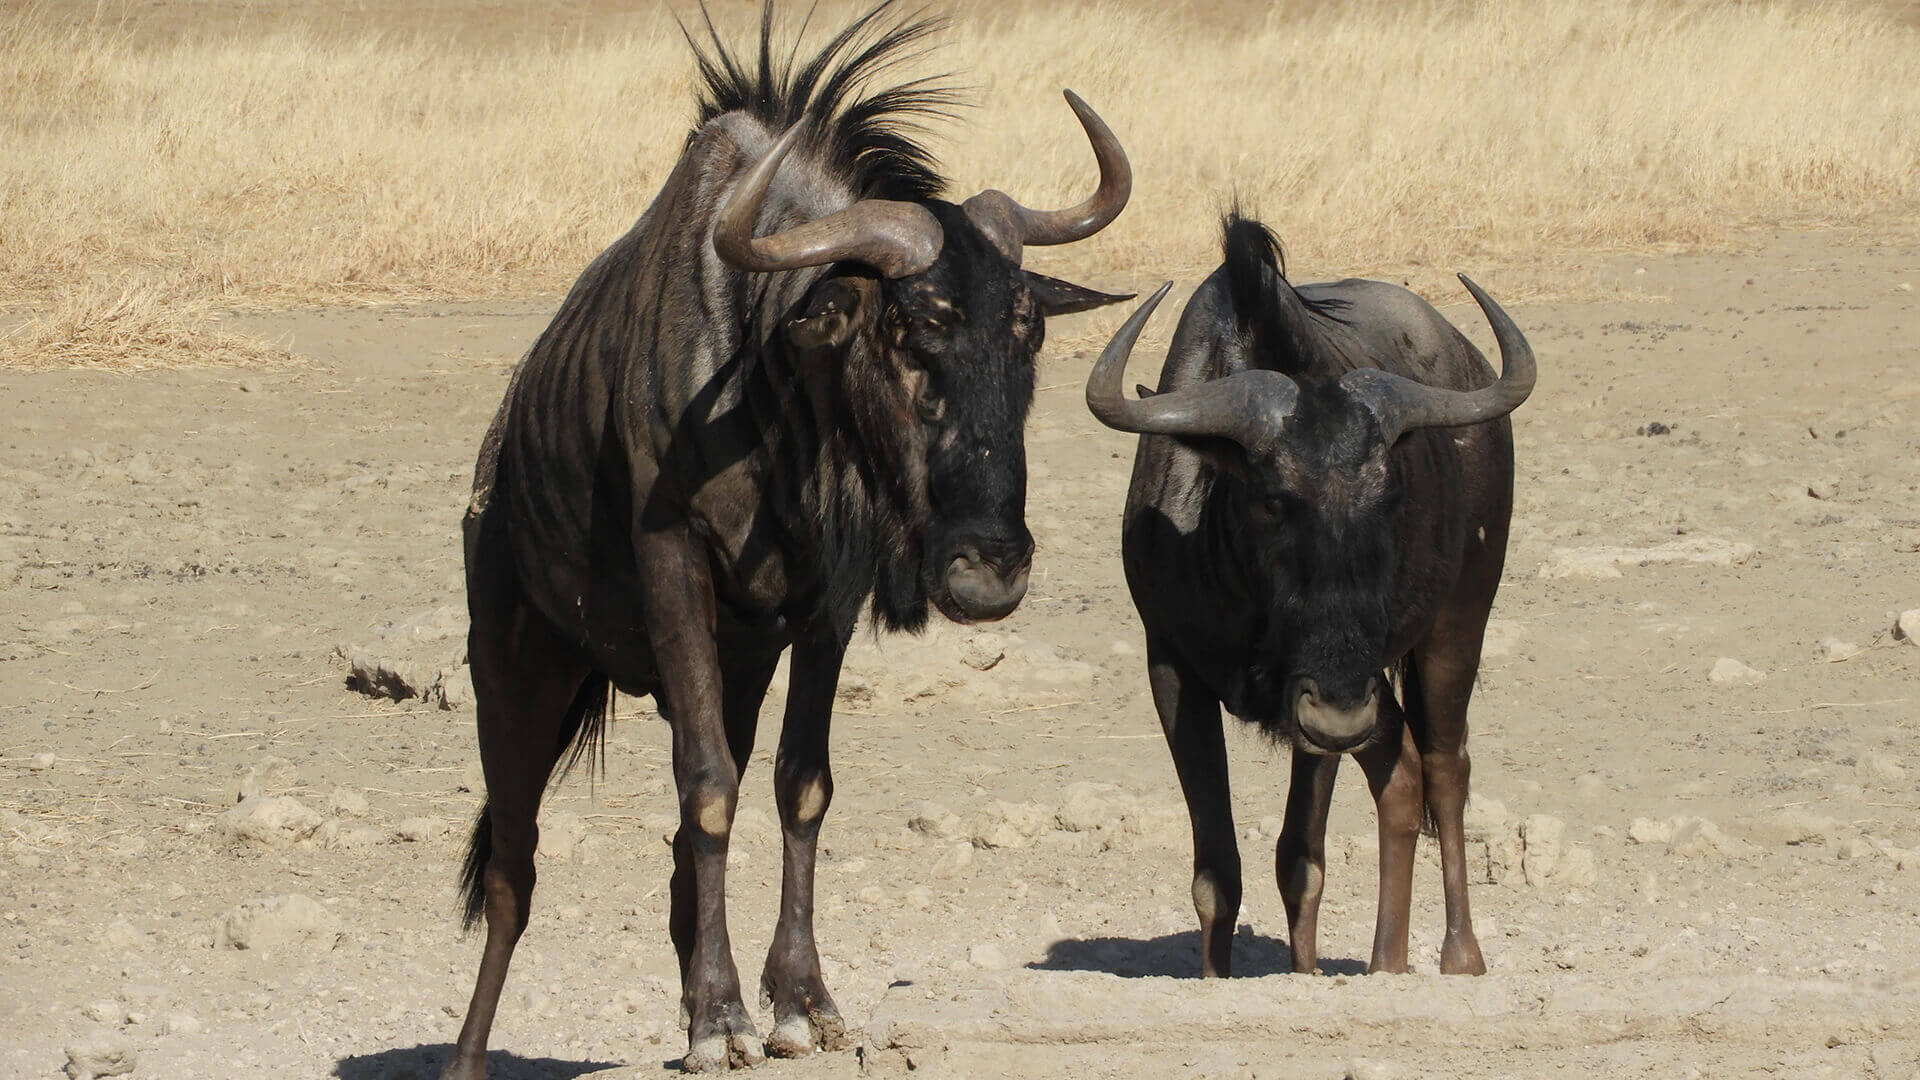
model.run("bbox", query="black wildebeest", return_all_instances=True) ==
[442,5,1131,1075]
[1085,216,1535,979]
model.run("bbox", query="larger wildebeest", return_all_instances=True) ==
[1085,216,1534,979]
[442,4,1131,1075]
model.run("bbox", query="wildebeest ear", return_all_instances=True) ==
[787,276,878,351]
[1024,271,1134,316]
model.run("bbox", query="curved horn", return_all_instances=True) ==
[1086,282,1301,447]
[713,123,945,279]
[963,90,1132,263]
[1339,274,1537,445]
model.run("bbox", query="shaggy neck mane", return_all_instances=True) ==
[1221,213,1350,378]
[686,0,961,202]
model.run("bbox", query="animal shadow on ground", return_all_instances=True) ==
[1031,927,1367,978]
[335,1045,621,1080]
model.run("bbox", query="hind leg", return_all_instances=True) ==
[443,591,593,1080]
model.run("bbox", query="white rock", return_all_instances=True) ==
[903,885,933,911]
[1556,845,1598,888]
[1344,1060,1404,1080]
[215,893,340,951]
[907,802,963,840]
[970,801,1051,849]
[162,1012,202,1036]
[1895,609,1920,643]
[967,943,1009,971]
[932,842,974,877]
[325,787,369,818]
[1818,638,1863,663]
[1055,783,1121,834]
[1626,817,1674,845]
[437,665,476,711]
[856,885,886,905]
[232,755,297,802]
[64,1031,136,1079]
[217,795,323,846]
[959,634,1006,672]
[1669,817,1739,858]
[1519,815,1566,887]
[29,752,56,771]
[1707,657,1765,684]
[101,920,145,950]
[1461,796,1508,841]
[394,817,447,844]
[81,1001,124,1024]
[1836,836,1878,860]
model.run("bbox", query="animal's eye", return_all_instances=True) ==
[916,385,946,423]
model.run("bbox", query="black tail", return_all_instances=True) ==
[458,671,614,930]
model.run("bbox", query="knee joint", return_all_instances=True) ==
[683,784,735,837]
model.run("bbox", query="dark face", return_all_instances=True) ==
[1236,382,1404,753]
[787,203,1126,628]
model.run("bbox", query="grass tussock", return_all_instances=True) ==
[2,0,1918,365]
[1,288,295,371]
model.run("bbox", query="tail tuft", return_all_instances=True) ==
[459,805,492,930]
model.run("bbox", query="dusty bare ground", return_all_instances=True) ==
[3,230,1919,1079]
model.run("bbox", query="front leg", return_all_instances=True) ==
[761,631,851,1058]
[1354,714,1422,975]
[1146,637,1240,977]
[639,528,762,1073]
[1276,749,1339,974]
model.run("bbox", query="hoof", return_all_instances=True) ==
[1440,938,1487,975]
[764,1007,848,1058]
[683,1028,765,1073]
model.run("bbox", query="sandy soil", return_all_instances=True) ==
[3,230,1919,1079]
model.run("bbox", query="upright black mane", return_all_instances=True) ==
[687,0,961,201]
[1221,212,1349,375]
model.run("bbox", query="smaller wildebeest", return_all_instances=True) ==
[442,3,1131,1076]
[1085,215,1535,978]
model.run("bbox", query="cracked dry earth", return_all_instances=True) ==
[3,230,1919,1079]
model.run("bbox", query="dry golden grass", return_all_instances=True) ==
[3,0,1919,366]
[0,287,296,371]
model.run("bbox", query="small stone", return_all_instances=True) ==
[232,755,297,803]
[1344,1061,1403,1080]
[1708,657,1765,684]
[102,920,145,950]
[856,885,886,905]
[959,634,1006,672]
[932,842,973,877]
[81,1001,124,1024]
[394,817,447,844]
[217,795,323,846]
[1519,814,1566,887]
[1895,610,1920,643]
[1626,817,1674,845]
[325,787,369,818]
[162,1012,202,1036]
[29,752,56,771]
[907,802,963,840]
[904,885,933,910]
[436,665,475,711]
[1055,783,1120,834]
[1555,846,1598,888]
[1669,817,1738,858]
[64,1031,137,1079]
[214,894,339,950]
[967,943,1009,971]
[1547,942,1582,969]
[1818,638,1863,663]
